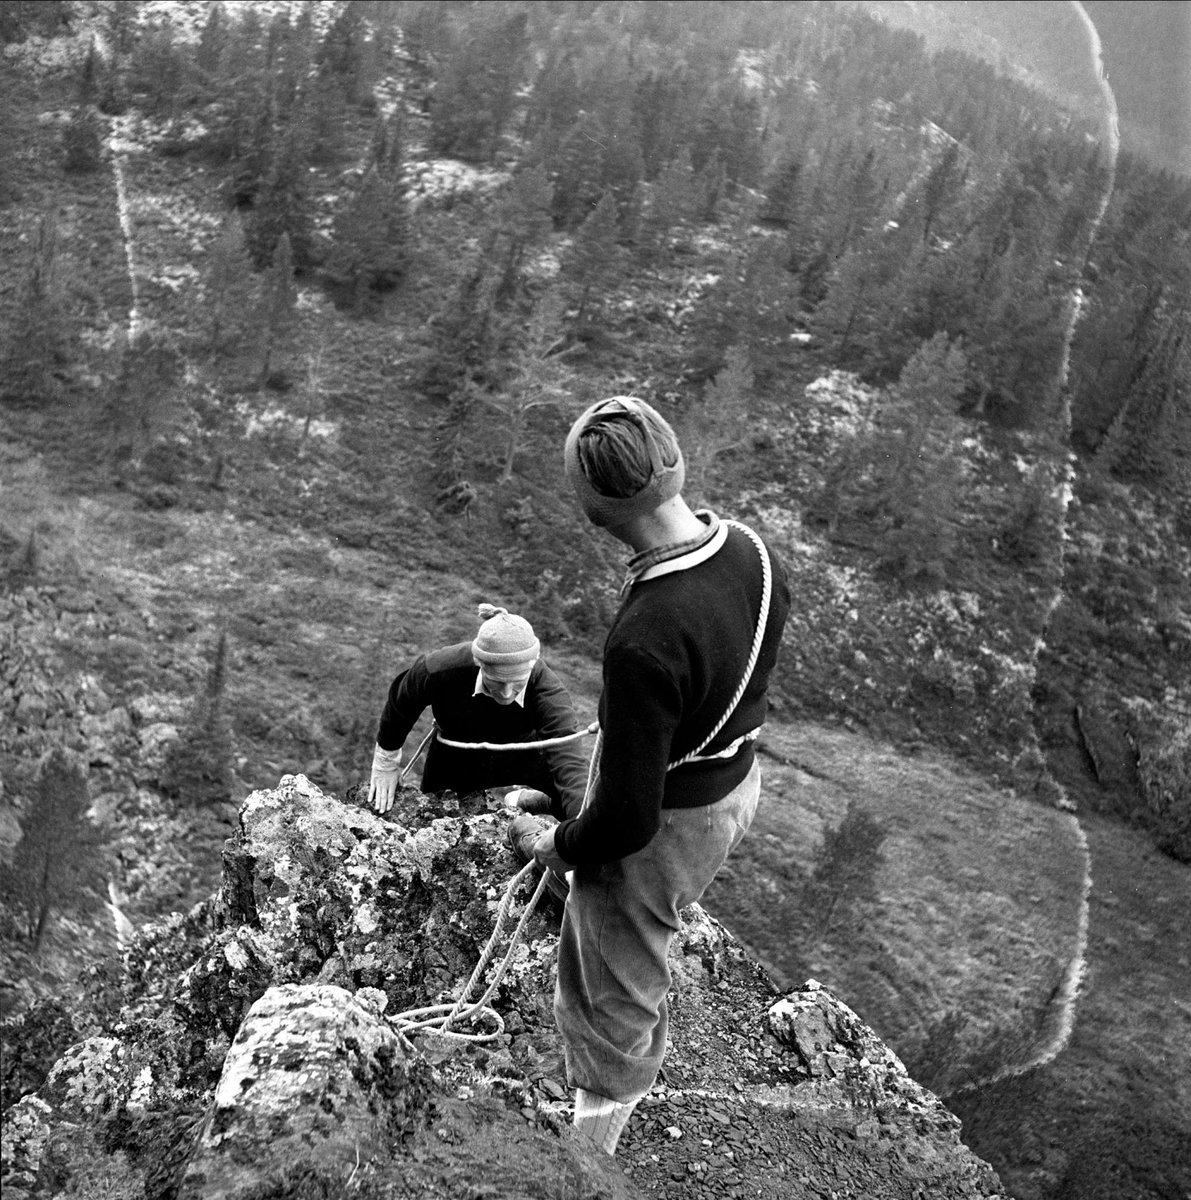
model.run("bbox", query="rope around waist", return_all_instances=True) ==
[431,721,761,766]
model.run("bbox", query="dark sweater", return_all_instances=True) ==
[554,524,790,867]
[376,643,589,817]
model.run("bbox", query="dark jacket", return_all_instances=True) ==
[554,523,790,866]
[376,642,589,818]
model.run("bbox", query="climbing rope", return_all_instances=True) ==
[669,518,773,768]
[387,859,550,1047]
[433,720,599,752]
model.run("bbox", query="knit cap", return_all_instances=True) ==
[564,396,685,528]
[471,604,540,680]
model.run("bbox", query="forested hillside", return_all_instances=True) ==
[1,3,1188,1198]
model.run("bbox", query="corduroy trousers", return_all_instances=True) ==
[554,760,761,1104]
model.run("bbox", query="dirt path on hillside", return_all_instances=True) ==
[950,813,1191,1199]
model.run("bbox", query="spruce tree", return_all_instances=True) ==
[243,124,313,269]
[325,167,409,306]
[680,343,754,506]
[195,1,227,78]
[563,190,620,324]
[163,631,236,810]
[258,232,298,385]
[2,212,68,405]
[204,214,257,354]
[647,147,698,256]
[62,104,103,173]
[872,333,969,582]
[0,749,105,950]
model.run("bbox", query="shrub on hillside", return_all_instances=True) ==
[1123,695,1191,862]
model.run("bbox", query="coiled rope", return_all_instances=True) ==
[388,861,550,1048]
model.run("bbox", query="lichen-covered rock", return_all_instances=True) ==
[177,984,425,1199]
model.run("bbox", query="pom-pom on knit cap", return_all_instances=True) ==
[472,604,540,679]
[564,396,685,528]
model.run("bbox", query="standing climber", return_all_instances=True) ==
[521,396,791,1155]
[369,605,588,819]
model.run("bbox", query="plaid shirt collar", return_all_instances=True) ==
[621,509,724,596]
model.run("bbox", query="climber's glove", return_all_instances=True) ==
[504,787,553,816]
[531,823,571,876]
[369,744,403,814]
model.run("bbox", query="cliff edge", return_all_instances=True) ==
[2,774,1005,1198]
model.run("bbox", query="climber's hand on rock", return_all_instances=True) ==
[505,787,553,815]
[370,745,403,814]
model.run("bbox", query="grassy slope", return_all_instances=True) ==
[703,721,1087,1087]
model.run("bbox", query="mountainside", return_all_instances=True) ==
[1,3,1189,1198]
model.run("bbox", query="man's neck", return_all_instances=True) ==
[612,496,707,553]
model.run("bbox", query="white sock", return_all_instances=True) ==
[573,1087,638,1155]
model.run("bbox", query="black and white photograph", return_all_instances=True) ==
[1,2,1188,1197]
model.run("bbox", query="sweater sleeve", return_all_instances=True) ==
[553,643,679,866]
[527,663,591,820]
[375,656,432,752]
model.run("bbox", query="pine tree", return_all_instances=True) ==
[801,800,887,938]
[563,190,620,324]
[204,214,257,353]
[258,232,298,385]
[0,749,105,950]
[489,163,553,304]
[477,290,575,482]
[680,343,755,506]
[163,631,236,809]
[428,7,530,162]
[872,333,969,582]
[243,124,314,269]
[647,147,698,255]
[195,1,228,78]
[325,167,409,306]
[62,104,103,173]
[2,213,68,405]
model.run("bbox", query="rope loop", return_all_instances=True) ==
[387,859,550,1046]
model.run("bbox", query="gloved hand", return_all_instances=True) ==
[507,812,554,864]
[531,823,571,876]
[369,744,403,814]
[504,787,553,816]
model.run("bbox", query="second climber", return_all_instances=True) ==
[368,604,589,820]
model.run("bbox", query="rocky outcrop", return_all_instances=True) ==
[1,774,1005,1198]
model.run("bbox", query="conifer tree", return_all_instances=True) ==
[163,631,236,809]
[2,212,68,405]
[0,749,104,950]
[647,147,698,255]
[680,343,754,506]
[563,190,620,324]
[204,214,257,354]
[490,163,554,304]
[244,125,314,269]
[325,167,409,306]
[478,290,575,482]
[62,104,103,173]
[428,6,530,162]
[258,232,298,385]
[195,1,227,78]
[872,333,969,582]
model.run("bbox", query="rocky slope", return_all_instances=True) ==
[2,773,1005,1199]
